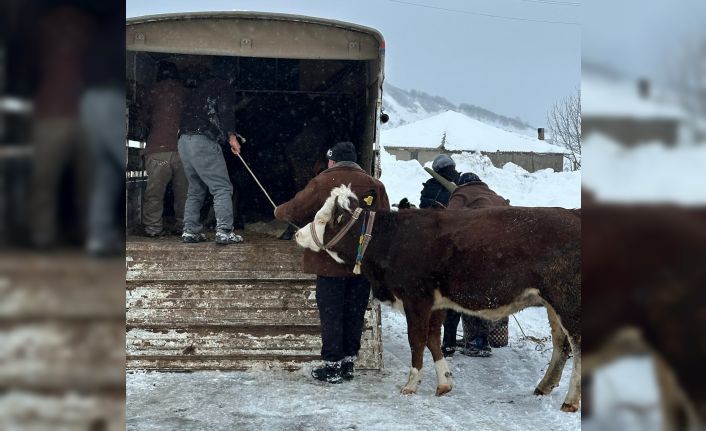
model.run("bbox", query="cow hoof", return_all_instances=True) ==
[401,387,417,395]
[560,403,579,413]
[435,384,452,396]
[533,388,548,396]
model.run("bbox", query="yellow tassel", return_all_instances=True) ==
[353,262,361,274]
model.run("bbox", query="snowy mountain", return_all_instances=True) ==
[382,82,536,135]
[381,110,564,153]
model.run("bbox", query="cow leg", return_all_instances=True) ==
[427,309,453,396]
[401,302,431,395]
[561,334,581,412]
[534,306,570,396]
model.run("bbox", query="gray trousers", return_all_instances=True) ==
[177,134,233,233]
[142,151,187,234]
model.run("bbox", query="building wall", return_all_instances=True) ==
[482,151,564,173]
[583,117,679,147]
[386,147,566,173]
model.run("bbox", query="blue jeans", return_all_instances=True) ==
[177,134,233,233]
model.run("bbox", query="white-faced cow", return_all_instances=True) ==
[294,185,582,412]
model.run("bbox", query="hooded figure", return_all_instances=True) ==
[419,154,460,209]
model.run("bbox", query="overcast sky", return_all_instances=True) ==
[583,0,706,84]
[126,0,581,127]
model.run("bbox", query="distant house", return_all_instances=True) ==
[582,76,686,147]
[381,111,567,173]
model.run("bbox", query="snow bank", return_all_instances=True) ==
[582,133,706,204]
[380,146,581,209]
[378,147,429,207]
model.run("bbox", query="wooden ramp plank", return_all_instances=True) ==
[125,233,384,371]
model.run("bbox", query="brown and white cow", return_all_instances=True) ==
[294,185,582,412]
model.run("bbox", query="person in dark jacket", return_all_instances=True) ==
[141,62,188,236]
[419,154,460,209]
[178,56,242,245]
[274,142,390,384]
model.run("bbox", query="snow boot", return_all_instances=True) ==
[341,357,355,381]
[311,361,343,384]
[442,345,456,358]
[461,336,492,358]
[182,231,207,243]
[215,230,244,245]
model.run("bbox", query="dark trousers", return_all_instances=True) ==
[443,311,492,347]
[315,275,371,363]
[443,310,462,348]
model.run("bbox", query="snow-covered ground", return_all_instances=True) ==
[380,147,581,209]
[583,133,706,205]
[127,307,580,431]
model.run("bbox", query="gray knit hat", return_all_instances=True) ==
[432,154,455,172]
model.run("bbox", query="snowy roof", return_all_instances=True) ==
[381,111,565,154]
[582,76,685,120]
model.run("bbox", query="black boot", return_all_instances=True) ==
[461,336,492,358]
[341,359,355,381]
[311,362,343,384]
[442,345,456,358]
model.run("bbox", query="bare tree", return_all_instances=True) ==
[667,33,706,124]
[547,89,581,170]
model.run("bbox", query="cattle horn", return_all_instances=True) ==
[424,167,457,193]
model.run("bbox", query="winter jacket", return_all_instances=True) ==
[275,162,390,277]
[447,181,509,210]
[419,168,460,209]
[180,78,237,145]
[143,79,188,155]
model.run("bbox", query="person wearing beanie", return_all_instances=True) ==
[419,154,461,209]
[274,141,390,384]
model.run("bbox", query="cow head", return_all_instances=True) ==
[294,185,360,263]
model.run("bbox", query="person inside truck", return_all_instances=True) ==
[141,61,188,237]
[273,142,390,384]
[178,56,243,245]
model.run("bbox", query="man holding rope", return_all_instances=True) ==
[274,142,389,384]
[178,57,243,245]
